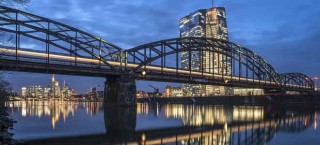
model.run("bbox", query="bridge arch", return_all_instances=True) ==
[280,73,314,92]
[0,6,122,68]
[125,37,282,87]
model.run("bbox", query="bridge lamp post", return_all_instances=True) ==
[142,71,146,76]
[224,79,228,83]
[141,133,146,143]
[224,123,228,133]
[305,77,309,88]
[313,77,318,91]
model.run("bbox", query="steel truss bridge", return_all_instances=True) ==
[0,6,314,99]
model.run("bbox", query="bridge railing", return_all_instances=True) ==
[0,46,113,70]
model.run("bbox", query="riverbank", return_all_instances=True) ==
[0,104,16,145]
[137,94,317,105]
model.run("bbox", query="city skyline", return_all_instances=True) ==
[3,0,320,93]
[20,74,77,97]
[1,1,319,144]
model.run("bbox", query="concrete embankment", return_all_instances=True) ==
[137,94,317,105]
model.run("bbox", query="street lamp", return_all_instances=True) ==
[142,71,146,76]
[224,79,228,83]
[141,133,146,143]
[313,77,318,91]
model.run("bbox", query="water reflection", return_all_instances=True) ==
[135,103,314,145]
[6,100,103,129]
[315,112,318,130]
[6,101,318,145]
[137,104,265,126]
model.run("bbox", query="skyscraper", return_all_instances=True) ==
[51,74,61,98]
[179,7,231,96]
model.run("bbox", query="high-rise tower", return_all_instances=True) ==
[179,7,231,96]
[51,74,61,98]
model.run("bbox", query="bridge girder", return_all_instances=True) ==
[125,37,282,88]
[280,73,314,92]
[0,6,122,68]
[125,38,315,92]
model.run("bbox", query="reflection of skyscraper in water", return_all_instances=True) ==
[6,100,103,129]
[164,104,264,126]
[179,7,231,96]
[137,103,265,145]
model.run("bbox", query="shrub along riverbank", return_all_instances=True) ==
[0,102,16,145]
[0,75,16,145]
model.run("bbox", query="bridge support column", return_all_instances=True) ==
[104,105,137,143]
[104,74,136,106]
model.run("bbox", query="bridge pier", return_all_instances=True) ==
[104,74,136,106]
[104,105,137,143]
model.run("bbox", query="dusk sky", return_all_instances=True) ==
[4,0,320,93]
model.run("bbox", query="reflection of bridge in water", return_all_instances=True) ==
[23,103,315,145]
[135,115,313,145]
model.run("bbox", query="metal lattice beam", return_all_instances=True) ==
[280,73,314,92]
[125,37,281,87]
[0,6,122,68]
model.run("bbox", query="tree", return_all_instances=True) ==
[0,0,30,46]
[0,74,11,99]
[0,0,30,100]
[0,0,29,8]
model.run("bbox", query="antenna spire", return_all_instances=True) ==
[212,0,214,8]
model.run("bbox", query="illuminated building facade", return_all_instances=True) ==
[88,87,98,100]
[61,80,76,99]
[164,85,184,97]
[21,85,44,98]
[179,7,231,96]
[21,87,27,98]
[21,85,51,98]
[136,91,148,98]
[233,88,264,96]
[21,75,76,99]
[43,86,52,98]
[51,74,61,98]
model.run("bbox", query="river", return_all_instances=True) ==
[5,100,319,145]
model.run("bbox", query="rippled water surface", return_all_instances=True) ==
[6,100,320,145]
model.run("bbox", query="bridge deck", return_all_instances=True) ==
[0,47,310,90]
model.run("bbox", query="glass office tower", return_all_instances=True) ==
[180,7,231,96]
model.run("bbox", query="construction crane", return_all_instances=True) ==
[148,85,162,97]
[149,85,160,93]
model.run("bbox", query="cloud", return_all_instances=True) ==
[27,0,188,49]
[226,0,320,77]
